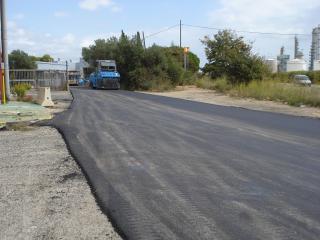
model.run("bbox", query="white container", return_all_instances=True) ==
[287,59,308,72]
[314,60,320,71]
[265,59,278,73]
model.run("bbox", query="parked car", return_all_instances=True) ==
[293,75,312,87]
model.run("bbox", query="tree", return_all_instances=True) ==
[9,50,36,69]
[202,30,268,84]
[82,31,200,90]
[39,54,54,62]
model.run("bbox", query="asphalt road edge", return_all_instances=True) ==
[37,89,127,239]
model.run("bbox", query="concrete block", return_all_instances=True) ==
[37,87,54,107]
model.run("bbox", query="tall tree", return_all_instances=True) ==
[202,30,268,84]
[9,50,36,69]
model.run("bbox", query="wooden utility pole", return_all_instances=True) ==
[179,20,182,48]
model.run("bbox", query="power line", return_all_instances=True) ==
[183,24,311,37]
[144,24,180,39]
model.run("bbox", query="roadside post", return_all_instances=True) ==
[0,0,10,100]
[183,47,189,71]
[0,50,5,104]
[66,60,69,91]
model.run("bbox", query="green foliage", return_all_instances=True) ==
[9,50,37,69]
[202,30,269,84]
[230,80,320,107]
[12,83,31,101]
[196,76,231,92]
[38,54,54,62]
[82,32,200,90]
[272,71,320,84]
[9,50,54,69]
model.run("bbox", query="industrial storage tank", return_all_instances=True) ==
[314,60,320,71]
[287,59,308,72]
[265,59,278,73]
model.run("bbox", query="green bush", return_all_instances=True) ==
[13,83,31,101]
[272,71,320,84]
[202,30,270,84]
[230,80,320,107]
[82,32,200,91]
[196,76,231,92]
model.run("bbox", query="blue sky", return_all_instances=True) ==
[7,0,320,65]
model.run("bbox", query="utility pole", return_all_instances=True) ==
[179,20,182,48]
[142,31,146,50]
[1,0,10,100]
[0,50,5,104]
[66,60,69,91]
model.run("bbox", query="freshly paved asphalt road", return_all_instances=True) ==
[51,87,320,240]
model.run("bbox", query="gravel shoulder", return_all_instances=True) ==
[141,86,320,118]
[0,90,121,240]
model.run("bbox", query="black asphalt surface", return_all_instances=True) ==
[51,87,320,240]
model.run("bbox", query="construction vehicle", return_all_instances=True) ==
[89,60,120,90]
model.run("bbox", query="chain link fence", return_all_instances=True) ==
[9,70,68,91]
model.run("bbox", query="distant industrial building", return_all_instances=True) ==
[265,59,278,73]
[277,47,290,72]
[36,61,67,71]
[294,36,304,60]
[287,59,308,72]
[36,58,89,85]
[287,36,308,72]
[310,25,320,70]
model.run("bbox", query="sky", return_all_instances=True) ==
[7,0,320,66]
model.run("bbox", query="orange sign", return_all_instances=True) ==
[184,47,189,54]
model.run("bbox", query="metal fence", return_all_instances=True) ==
[9,70,68,91]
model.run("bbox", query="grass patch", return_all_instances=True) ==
[196,77,320,108]
[231,80,320,107]
[196,76,231,92]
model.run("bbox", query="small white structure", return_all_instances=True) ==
[37,87,54,107]
[314,60,320,71]
[265,59,278,73]
[36,61,67,71]
[287,58,308,72]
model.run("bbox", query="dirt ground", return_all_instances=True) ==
[142,86,320,119]
[0,127,121,240]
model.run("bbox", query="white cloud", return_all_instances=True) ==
[206,0,320,60]
[8,21,35,47]
[79,0,114,11]
[54,11,69,17]
[111,6,122,13]
[208,0,320,33]
[62,33,76,44]
[7,21,80,61]
[13,13,25,20]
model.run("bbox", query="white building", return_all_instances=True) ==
[314,60,320,71]
[287,59,308,72]
[36,61,67,71]
[265,59,278,73]
[310,25,320,70]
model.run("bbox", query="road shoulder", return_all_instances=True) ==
[0,90,121,240]
[141,86,320,118]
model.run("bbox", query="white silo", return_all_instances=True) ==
[314,60,320,71]
[265,59,278,73]
[287,59,308,72]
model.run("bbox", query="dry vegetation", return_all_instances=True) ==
[196,77,320,108]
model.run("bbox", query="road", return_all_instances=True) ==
[51,87,320,240]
